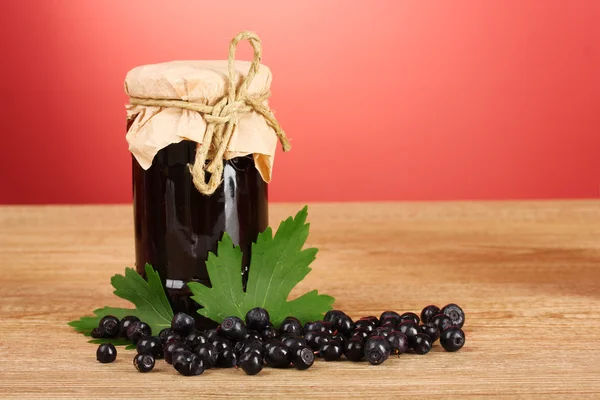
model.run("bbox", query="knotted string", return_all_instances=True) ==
[129,31,291,195]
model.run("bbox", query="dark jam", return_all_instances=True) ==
[132,139,268,330]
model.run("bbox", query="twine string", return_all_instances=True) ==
[129,31,290,195]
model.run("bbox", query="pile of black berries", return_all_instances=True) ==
[93,303,466,374]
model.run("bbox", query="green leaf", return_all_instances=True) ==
[88,338,135,349]
[68,264,174,342]
[186,234,246,321]
[188,206,335,327]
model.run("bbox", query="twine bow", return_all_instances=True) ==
[129,31,291,195]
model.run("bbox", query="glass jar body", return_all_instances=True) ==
[132,140,268,329]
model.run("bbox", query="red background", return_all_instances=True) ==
[1,0,599,204]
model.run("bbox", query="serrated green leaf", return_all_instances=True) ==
[87,338,133,347]
[68,264,174,341]
[188,206,335,327]
[278,290,335,326]
[188,233,246,322]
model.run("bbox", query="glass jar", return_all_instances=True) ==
[125,32,289,329]
[132,139,268,329]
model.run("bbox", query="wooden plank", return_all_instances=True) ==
[0,201,599,399]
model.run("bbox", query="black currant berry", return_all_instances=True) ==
[240,341,264,357]
[211,337,232,353]
[379,319,397,330]
[244,330,262,342]
[245,307,270,332]
[319,342,343,361]
[281,335,307,353]
[331,334,346,349]
[399,312,420,325]
[194,343,219,368]
[353,320,375,333]
[420,305,441,325]
[158,328,173,345]
[431,314,454,332]
[324,310,345,323]
[292,346,315,370]
[172,349,193,370]
[350,328,370,342]
[386,331,409,354]
[233,340,246,356]
[219,316,247,341]
[98,315,119,338]
[238,351,264,375]
[441,304,465,328]
[185,331,207,350]
[173,350,204,376]
[320,322,334,335]
[263,338,281,353]
[344,339,365,361]
[279,317,303,336]
[420,323,440,342]
[412,333,432,355]
[133,353,155,373]
[158,328,171,339]
[160,330,182,346]
[364,336,391,365]
[372,326,392,338]
[303,321,324,334]
[359,316,379,326]
[304,332,332,351]
[96,343,117,363]
[188,358,205,376]
[136,336,162,358]
[440,327,466,352]
[379,311,401,325]
[262,327,279,341]
[338,315,355,336]
[302,331,317,349]
[215,348,238,368]
[164,341,186,365]
[127,321,152,345]
[265,343,290,368]
[171,312,195,336]
[90,328,103,339]
[327,312,353,336]
[118,315,140,338]
[397,320,419,346]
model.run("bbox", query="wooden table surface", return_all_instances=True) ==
[1,201,600,399]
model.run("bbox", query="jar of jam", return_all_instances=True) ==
[125,32,290,329]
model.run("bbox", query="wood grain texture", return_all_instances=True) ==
[0,201,599,399]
